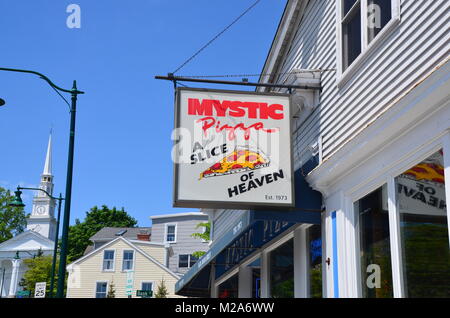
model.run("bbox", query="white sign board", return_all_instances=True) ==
[34,282,46,298]
[173,88,294,209]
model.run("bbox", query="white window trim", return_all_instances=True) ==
[121,249,135,272]
[336,0,401,88]
[101,249,116,272]
[345,134,449,298]
[140,281,155,298]
[94,281,108,298]
[164,223,177,243]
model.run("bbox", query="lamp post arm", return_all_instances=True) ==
[0,67,84,95]
[17,186,64,201]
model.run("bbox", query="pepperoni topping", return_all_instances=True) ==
[211,163,221,170]
[227,154,238,162]
[432,178,445,184]
[411,167,427,173]
[232,164,243,169]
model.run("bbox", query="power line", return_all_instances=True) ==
[172,0,262,74]
[174,68,336,79]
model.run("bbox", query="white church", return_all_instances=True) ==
[0,134,57,297]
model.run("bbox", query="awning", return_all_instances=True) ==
[176,164,323,297]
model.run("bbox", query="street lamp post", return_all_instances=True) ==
[0,67,84,298]
[9,186,64,298]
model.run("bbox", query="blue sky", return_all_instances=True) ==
[0,0,286,228]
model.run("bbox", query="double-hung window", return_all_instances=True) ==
[95,282,108,298]
[122,250,134,271]
[166,225,176,243]
[103,250,115,271]
[338,0,400,79]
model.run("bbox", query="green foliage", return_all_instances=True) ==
[20,255,59,295]
[107,280,116,298]
[190,222,210,259]
[154,278,169,298]
[0,187,27,243]
[67,205,137,262]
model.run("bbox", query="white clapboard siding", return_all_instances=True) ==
[212,209,248,241]
[276,0,449,161]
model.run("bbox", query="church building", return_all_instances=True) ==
[0,134,57,297]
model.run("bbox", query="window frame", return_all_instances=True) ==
[346,136,450,298]
[178,254,199,269]
[336,0,401,87]
[94,281,108,298]
[102,249,116,272]
[165,223,177,243]
[141,281,154,297]
[122,250,135,272]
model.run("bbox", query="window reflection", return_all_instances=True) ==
[308,225,322,298]
[396,150,450,297]
[269,239,294,298]
[356,185,394,298]
[218,273,238,298]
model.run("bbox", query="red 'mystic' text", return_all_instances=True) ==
[188,98,284,120]
[188,98,284,140]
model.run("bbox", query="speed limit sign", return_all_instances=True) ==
[34,282,46,298]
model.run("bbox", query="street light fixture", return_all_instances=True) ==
[1,67,84,298]
[9,189,25,207]
[9,186,64,298]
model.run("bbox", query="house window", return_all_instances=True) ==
[95,282,108,298]
[355,184,393,298]
[179,254,189,268]
[395,150,450,297]
[102,250,115,271]
[367,0,392,43]
[179,254,198,268]
[122,250,134,271]
[141,282,153,297]
[342,0,362,70]
[339,0,399,73]
[190,255,198,267]
[166,225,176,242]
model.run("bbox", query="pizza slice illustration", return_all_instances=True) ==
[200,147,270,179]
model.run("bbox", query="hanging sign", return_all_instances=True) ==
[172,87,294,209]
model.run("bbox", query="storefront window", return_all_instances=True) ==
[218,273,238,298]
[269,238,294,298]
[252,268,261,298]
[396,150,450,297]
[308,225,322,298]
[355,185,394,298]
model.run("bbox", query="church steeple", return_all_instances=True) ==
[27,133,57,240]
[43,132,52,176]
[37,133,54,197]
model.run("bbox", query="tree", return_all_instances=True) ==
[190,222,210,258]
[107,279,116,298]
[67,205,137,262]
[154,278,169,298]
[20,254,59,295]
[0,187,27,243]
